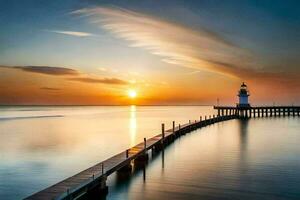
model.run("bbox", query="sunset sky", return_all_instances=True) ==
[1,0,300,105]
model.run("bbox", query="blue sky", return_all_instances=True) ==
[1,0,299,69]
[0,0,300,105]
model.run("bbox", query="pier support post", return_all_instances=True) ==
[239,110,242,118]
[266,108,268,117]
[293,107,295,117]
[101,163,104,175]
[172,121,175,133]
[279,108,282,116]
[161,123,165,142]
[246,110,248,118]
[270,108,273,117]
[279,108,281,116]
[135,138,149,164]
[264,109,267,117]
[118,151,132,173]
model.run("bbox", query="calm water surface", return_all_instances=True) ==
[0,106,300,199]
[0,106,214,199]
[108,117,300,200]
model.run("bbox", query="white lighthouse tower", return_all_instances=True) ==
[237,82,250,108]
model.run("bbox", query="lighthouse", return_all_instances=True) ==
[237,82,250,108]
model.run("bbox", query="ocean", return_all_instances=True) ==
[0,106,299,199]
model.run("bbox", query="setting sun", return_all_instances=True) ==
[128,89,137,99]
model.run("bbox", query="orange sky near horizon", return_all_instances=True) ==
[1,65,299,106]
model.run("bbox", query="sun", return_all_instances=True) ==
[128,89,137,99]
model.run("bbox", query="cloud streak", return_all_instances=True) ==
[68,77,128,85]
[15,66,79,76]
[40,87,61,91]
[74,7,259,78]
[0,65,128,85]
[47,30,95,37]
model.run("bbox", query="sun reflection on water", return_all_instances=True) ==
[129,105,137,147]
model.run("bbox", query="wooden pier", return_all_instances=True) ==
[214,106,300,118]
[25,105,299,200]
[25,114,235,200]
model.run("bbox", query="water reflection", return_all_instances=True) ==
[161,149,165,170]
[129,105,137,147]
[143,167,146,182]
[238,119,249,160]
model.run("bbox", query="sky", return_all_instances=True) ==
[0,0,300,105]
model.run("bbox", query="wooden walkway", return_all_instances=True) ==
[214,106,300,118]
[25,115,236,200]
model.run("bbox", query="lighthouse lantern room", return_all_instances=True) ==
[237,82,250,108]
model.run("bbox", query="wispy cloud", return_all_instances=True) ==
[15,66,79,76]
[0,65,128,85]
[73,7,259,78]
[47,30,95,37]
[40,87,61,91]
[185,70,201,75]
[68,77,128,85]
